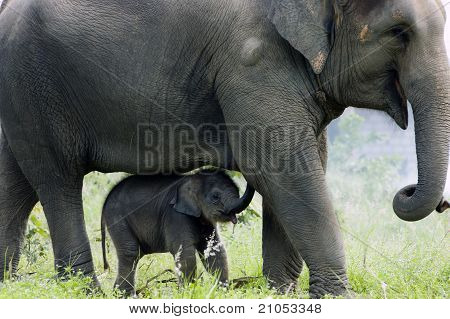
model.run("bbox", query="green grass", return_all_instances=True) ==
[0,169,448,299]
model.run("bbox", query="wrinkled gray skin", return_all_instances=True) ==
[0,0,448,298]
[101,171,250,296]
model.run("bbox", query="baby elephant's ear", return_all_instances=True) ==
[170,180,202,218]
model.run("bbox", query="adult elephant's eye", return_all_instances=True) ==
[389,25,410,45]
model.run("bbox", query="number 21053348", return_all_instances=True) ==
[258,303,322,314]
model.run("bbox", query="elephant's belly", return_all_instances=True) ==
[141,245,168,256]
[92,129,235,175]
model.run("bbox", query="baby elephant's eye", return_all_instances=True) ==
[210,192,221,204]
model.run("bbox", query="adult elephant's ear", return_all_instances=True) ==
[170,179,202,218]
[268,0,334,74]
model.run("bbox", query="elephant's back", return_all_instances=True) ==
[102,175,182,220]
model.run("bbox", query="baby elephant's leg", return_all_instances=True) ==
[116,248,140,296]
[197,228,229,284]
[171,242,197,285]
[109,222,140,296]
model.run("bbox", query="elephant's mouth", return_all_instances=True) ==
[386,70,408,129]
[217,210,238,224]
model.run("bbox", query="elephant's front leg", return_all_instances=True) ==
[265,131,347,298]
[197,227,229,284]
[218,70,347,297]
[241,129,346,297]
[171,243,197,285]
[264,150,348,298]
[262,200,303,294]
[262,128,330,295]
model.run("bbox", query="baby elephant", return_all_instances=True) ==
[101,170,254,295]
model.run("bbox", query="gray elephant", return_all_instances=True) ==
[0,0,449,298]
[101,170,254,295]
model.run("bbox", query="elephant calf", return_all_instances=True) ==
[101,170,254,295]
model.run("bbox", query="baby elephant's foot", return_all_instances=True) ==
[86,278,103,297]
[114,287,137,299]
[114,281,137,299]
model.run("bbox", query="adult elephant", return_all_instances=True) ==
[0,0,448,298]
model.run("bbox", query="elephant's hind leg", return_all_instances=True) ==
[37,179,97,283]
[262,200,303,294]
[108,222,141,296]
[0,132,38,281]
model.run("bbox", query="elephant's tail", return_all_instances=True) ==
[101,213,110,271]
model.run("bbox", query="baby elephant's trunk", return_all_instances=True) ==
[226,183,256,222]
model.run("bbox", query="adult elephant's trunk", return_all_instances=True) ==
[393,54,450,222]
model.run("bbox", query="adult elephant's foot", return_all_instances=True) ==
[55,268,101,296]
[55,259,99,284]
[53,246,101,294]
[309,269,349,299]
[54,250,96,279]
